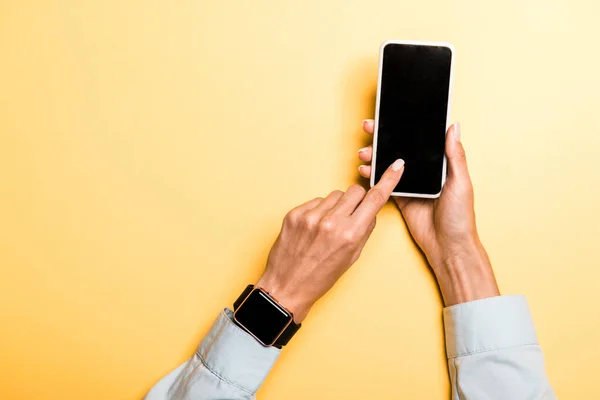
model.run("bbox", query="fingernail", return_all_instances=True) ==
[358,165,366,173]
[453,122,461,142]
[358,147,369,153]
[361,119,370,126]
[391,159,405,171]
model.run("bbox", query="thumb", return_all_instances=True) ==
[445,122,470,183]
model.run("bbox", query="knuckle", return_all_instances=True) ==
[330,190,344,198]
[341,228,359,244]
[368,188,386,206]
[450,144,467,161]
[284,209,301,224]
[319,216,336,232]
[302,212,320,229]
[348,184,367,197]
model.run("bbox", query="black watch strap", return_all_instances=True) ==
[233,284,254,310]
[273,314,301,346]
[233,284,301,347]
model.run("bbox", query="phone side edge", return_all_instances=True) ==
[370,42,388,189]
[440,42,455,197]
[392,191,440,199]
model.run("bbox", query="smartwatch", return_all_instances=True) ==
[233,285,301,347]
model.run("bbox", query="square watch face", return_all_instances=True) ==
[234,289,292,346]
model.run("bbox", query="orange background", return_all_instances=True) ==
[1,1,599,398]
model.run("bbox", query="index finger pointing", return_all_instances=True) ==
[353,159,405,223]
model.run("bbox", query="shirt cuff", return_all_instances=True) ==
[443,295,538,359]
[198,308,281,394]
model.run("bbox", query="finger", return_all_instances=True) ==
[309,190,344,217]
[393,196,412,210]
[446,122,471,183]
[362,119,374,134]
[350,218,377,264]
[293,196,324,213]
[329,184,367,216]
[357,145,373,162]
[358,165,371,178]
[284,197,323,227]
[353,159,405,224]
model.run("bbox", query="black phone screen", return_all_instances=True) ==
[374,43,453,196]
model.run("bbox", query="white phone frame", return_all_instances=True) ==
[370,39,455,198]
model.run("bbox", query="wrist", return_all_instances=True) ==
[430,239,500,306]
[255,275,312,324]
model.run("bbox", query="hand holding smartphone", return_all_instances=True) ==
[371,40,454,198]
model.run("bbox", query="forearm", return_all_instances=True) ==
[434,238,554,399]
[430,238,500,307]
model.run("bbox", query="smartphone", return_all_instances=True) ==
[371,40,454,198]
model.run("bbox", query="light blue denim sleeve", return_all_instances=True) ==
[444,295,556,399]
[144,309,280,400]
[147,295,555,400]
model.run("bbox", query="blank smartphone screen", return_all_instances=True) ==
[373,43,453,196]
